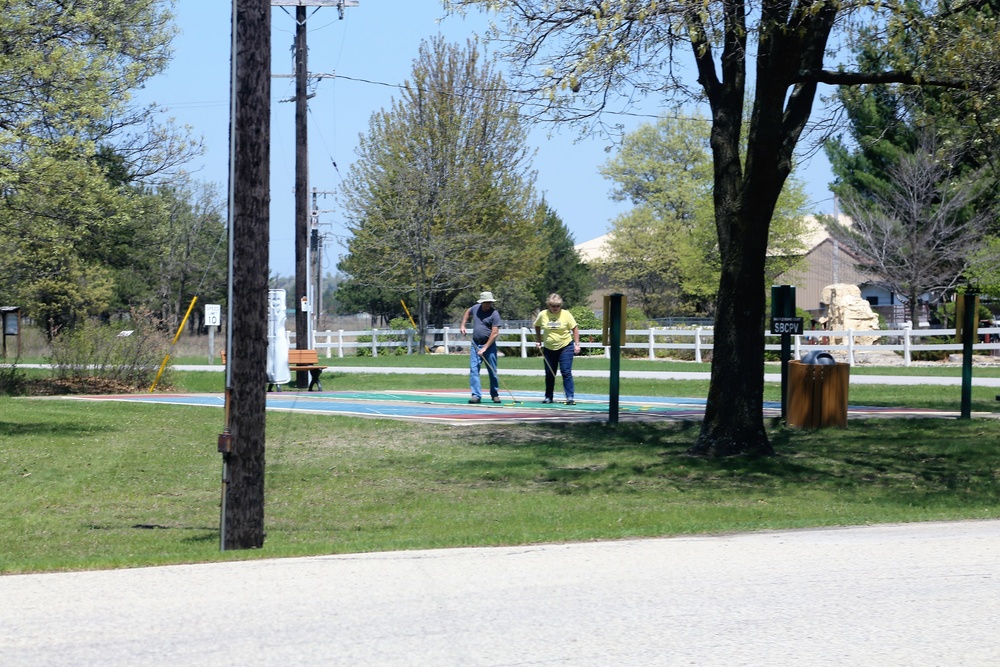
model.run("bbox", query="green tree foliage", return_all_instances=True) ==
[966,238,1000,297]
[332,276,403,326]
[0,148,130,335]
[437,201,591,323]
[317,272,346,319]
[599,114,808,317]
[0,1,173,146]
[0,0,195,190]
[0,1,201,332]
[825,21,1000,208]
[445,0,1000,456]
[568,304,602,354]
[338,37,541,350]
[0,164,225,336]
[142,178,229,331]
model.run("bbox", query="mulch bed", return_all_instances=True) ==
[24,377,151,396]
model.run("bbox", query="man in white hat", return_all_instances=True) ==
[459,291,501,404]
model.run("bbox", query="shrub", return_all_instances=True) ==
[48,309,171,391]
[355,318,416,356]
[623,307,655,358]
[570,305,603,356]
[650,324,713,362]
[911,336,952,362]
[0,362,27,396]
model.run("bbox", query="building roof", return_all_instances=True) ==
[573,214,852,264]
[574,233,612,262]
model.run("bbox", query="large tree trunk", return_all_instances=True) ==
[692,136,787,456]
[224,0,270,550]
[689,64,777,457]
[691,203,774,457]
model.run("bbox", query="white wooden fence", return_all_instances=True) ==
[291,326,1000,367]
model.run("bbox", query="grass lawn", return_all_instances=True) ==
[168,351,1000,377]
[2,363,999,574]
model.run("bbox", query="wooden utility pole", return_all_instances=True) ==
[222,0,271,550]
[293,4,310,388]
[278,0,358,383]
[311,190,323,331]
[310,187,337,332]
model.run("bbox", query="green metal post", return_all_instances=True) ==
[781,333,791,423]
[609,293,622,425]
[960,292,976,419]
[771,285,796,423]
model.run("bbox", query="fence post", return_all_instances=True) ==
[407,328,413,355]
[648,329,655,360]
[443,327,450,354]
[847,330,855,366]
[695,327,702,363]
[338,330,344,358]
[793,334,801,360]
[904,327,912,366]
[521,327,528,358]
[371,328,378,358]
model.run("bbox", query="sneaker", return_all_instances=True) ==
[469,397,481,404]
[492,396,502,403]
[542,397,553,404]
[566,399,576,406]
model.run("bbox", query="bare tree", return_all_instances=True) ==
[829,140,993,324]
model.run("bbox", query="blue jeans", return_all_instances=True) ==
[542,344,574,401]
[470,342,499,399]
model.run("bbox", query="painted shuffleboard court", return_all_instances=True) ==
[63,389,982,424]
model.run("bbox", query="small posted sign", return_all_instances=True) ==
[771,317,804,335]
[205,304,222,327]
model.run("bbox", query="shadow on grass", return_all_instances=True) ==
[454,418,1000,508]
[0,420,122,438]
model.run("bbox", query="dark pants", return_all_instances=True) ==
[542,344,575,401]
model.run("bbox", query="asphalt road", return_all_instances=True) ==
[2,520,998,666]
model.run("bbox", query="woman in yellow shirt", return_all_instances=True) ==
[533,293,581,405]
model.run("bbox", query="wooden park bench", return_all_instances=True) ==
[220,349,327,391]
[287,349,327,391]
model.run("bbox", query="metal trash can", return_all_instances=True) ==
[787,351,849,428]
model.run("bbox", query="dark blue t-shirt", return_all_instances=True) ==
[471,304,501,345]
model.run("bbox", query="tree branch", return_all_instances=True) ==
[798,69,971,89]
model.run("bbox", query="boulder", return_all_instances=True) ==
[821,284,881,345]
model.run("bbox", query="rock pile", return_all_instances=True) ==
[820,284,881,345]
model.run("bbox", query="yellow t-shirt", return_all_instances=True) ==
[533,309,577,350]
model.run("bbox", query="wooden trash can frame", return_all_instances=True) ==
[787,359,850,428]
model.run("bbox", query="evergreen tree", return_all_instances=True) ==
[529,202,592,313]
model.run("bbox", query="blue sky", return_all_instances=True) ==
[135,1,836,277]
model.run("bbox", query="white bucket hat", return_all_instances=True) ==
[477,291,496,303]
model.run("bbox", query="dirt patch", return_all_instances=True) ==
[24,377,158,396]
